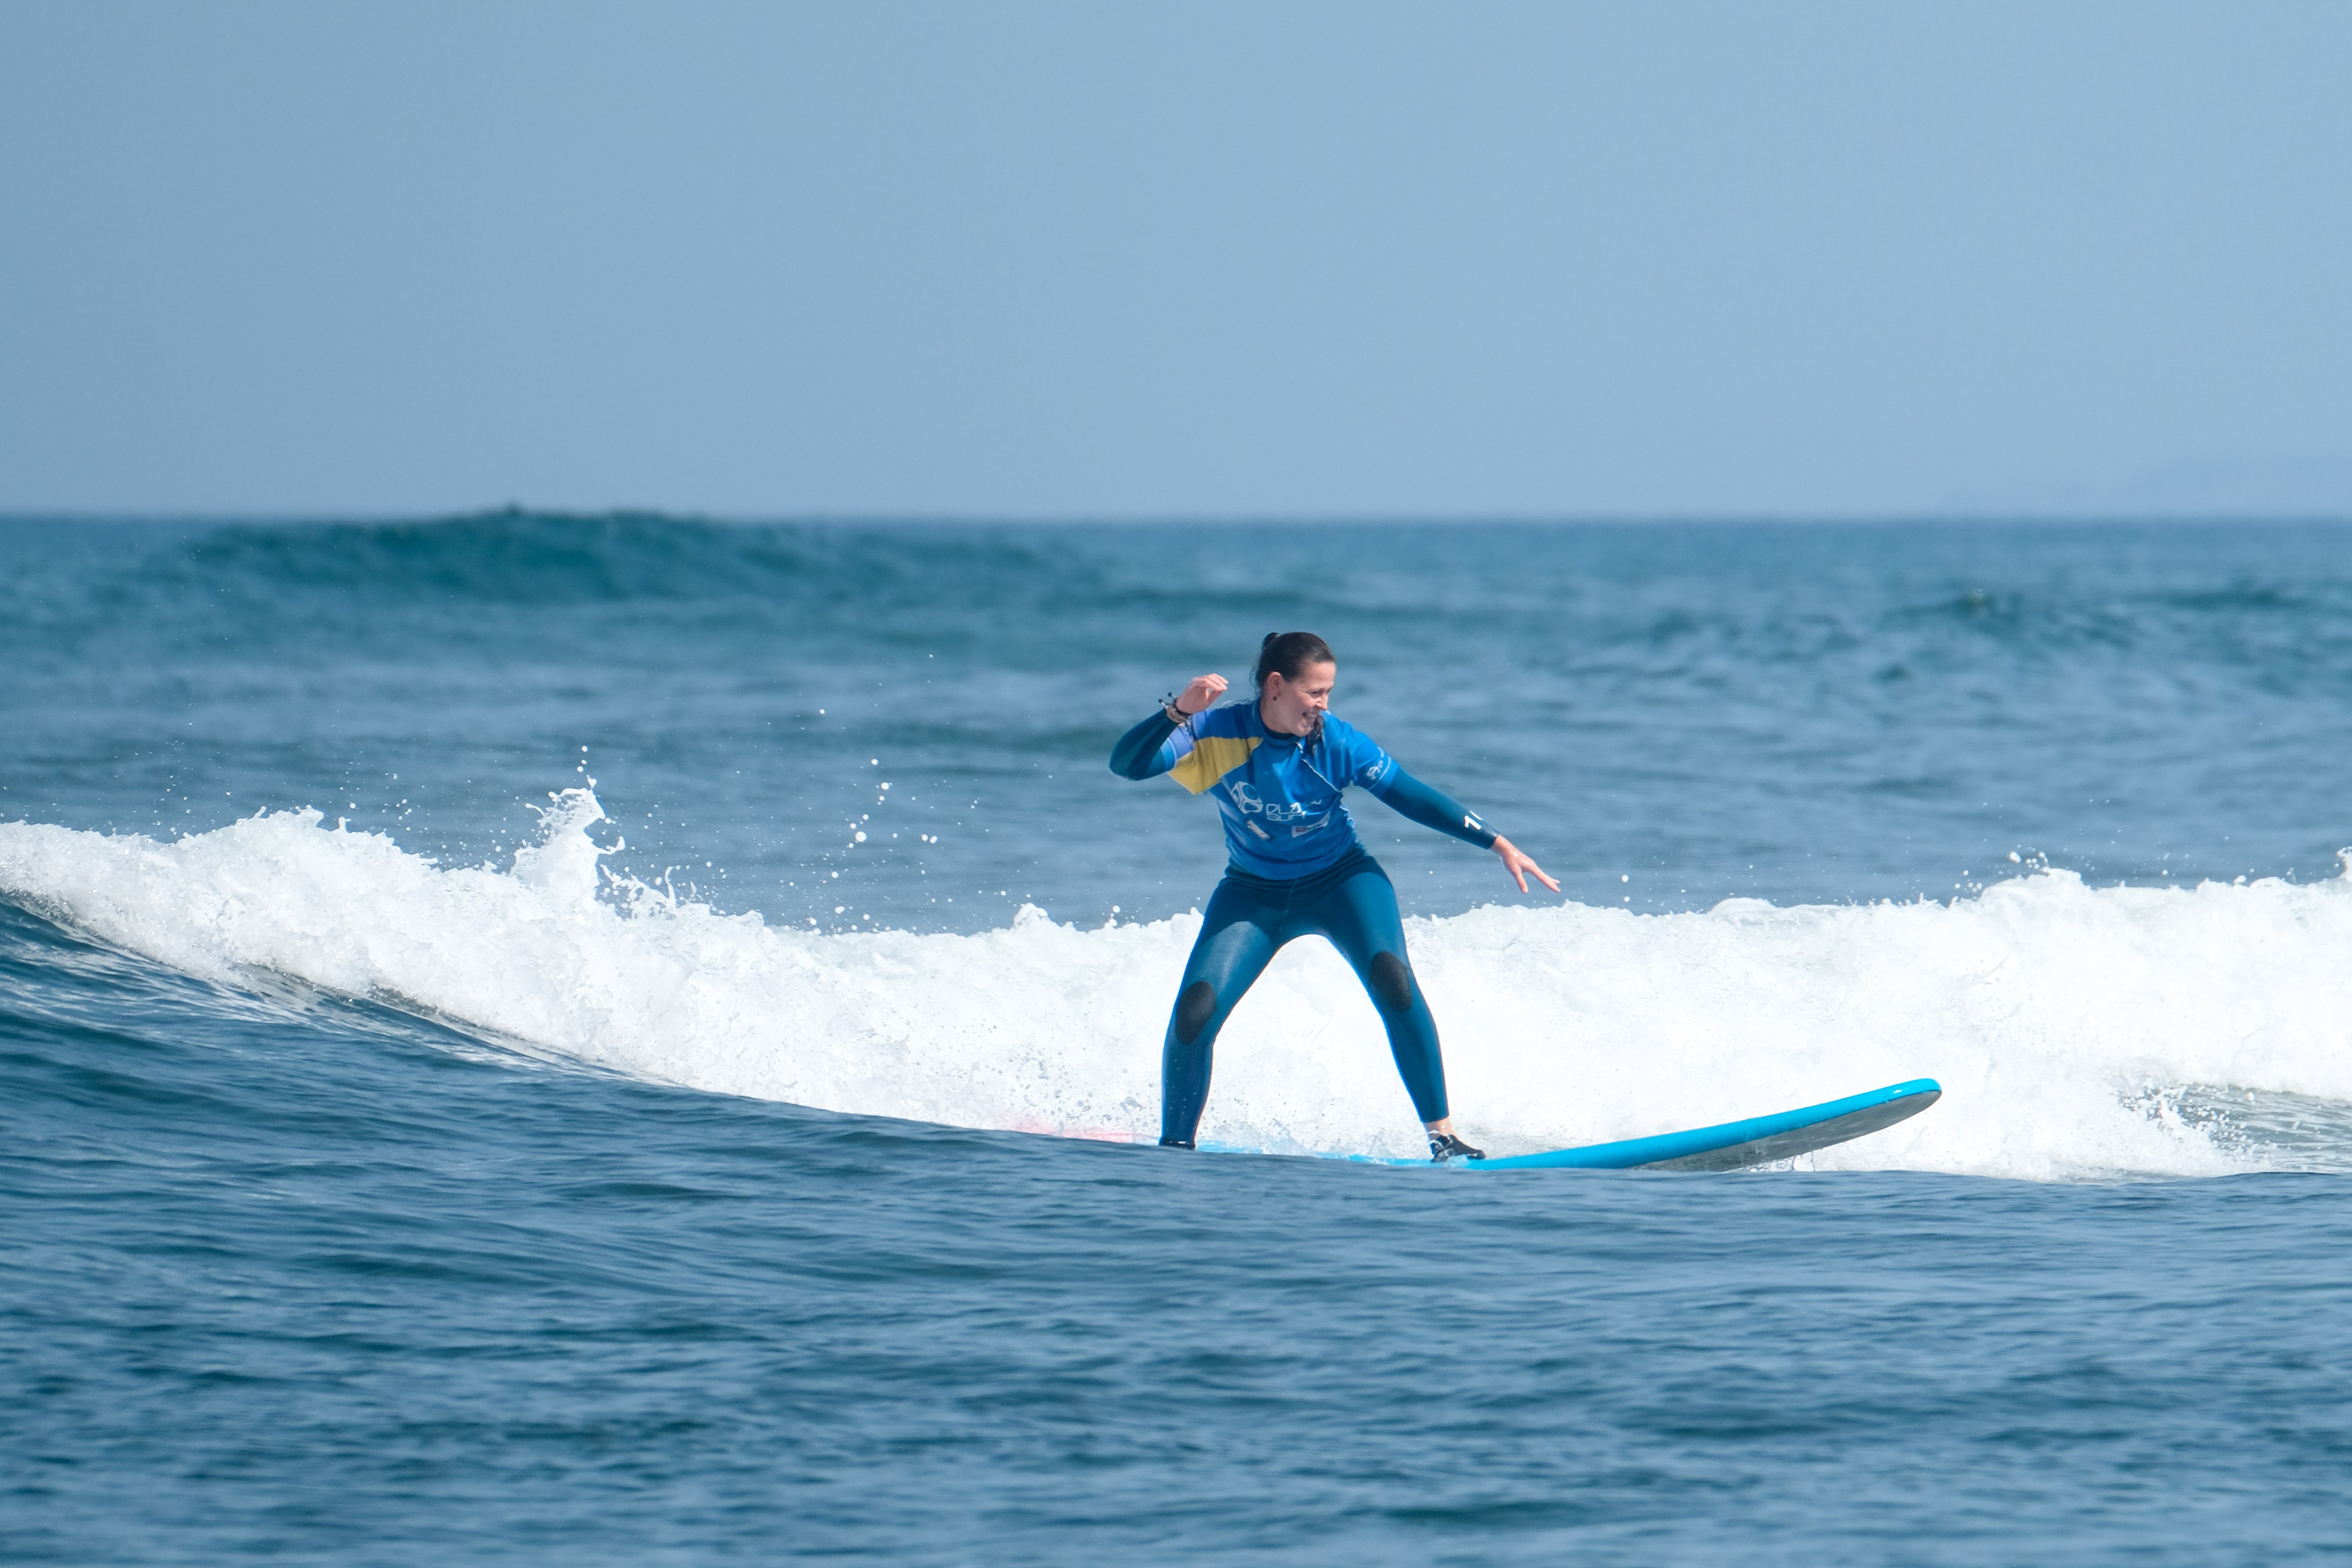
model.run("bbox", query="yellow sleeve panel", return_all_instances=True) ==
[1168,734,1260,795]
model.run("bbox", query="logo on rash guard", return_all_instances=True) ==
[1228,781,1320,823]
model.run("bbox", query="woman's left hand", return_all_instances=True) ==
[1491,835,1561,894]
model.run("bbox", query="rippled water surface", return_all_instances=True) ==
[6,517,2352,1561]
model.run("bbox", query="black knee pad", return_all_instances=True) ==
[1368,951,1416,1014]
[1175,980,1218,1044]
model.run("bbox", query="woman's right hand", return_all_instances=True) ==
[1175,674,1227,715]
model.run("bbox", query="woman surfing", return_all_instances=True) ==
[1109,632,1559,1161]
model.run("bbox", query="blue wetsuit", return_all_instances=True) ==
[1108,701,1497,1146]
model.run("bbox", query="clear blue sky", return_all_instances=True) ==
[3,2,2347,519]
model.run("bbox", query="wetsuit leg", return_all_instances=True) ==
[1159,878,1281,1146]
[1294,861,1451,1124]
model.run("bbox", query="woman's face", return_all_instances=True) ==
[1260,660,1336,737]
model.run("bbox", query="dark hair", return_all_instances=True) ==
[1254,631,1334,691]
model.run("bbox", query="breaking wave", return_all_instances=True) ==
[7,787,2352,1179]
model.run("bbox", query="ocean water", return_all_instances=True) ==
[6,515,2352,1562]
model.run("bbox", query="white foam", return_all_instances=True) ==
[6,788,2351,1179]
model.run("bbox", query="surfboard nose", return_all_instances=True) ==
[1472,1077,1946,1172]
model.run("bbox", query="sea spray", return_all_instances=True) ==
[5,787,2349,1178]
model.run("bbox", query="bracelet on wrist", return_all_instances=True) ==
[1161,694,1193,725]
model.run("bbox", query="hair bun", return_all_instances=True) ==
[1261,632,1279,648]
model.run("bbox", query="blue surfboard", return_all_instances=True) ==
[1460,1078,1942,1171]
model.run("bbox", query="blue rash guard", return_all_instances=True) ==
[1108,702,1496,878]
[1109,701,1502,1148]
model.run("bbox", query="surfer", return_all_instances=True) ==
[1110,632,1559,1162]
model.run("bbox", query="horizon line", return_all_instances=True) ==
[6,505,2352,529]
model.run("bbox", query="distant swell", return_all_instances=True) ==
[6,787,2352,1179]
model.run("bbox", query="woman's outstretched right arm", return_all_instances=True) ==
[1109,672,1228,780]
